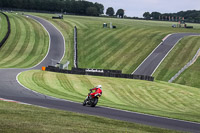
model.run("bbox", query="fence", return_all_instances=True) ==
[0,12,11,48]
[45,66,154,81]
[169,48,200,83]
[74,26,78,68]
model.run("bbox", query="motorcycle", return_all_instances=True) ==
[83,90,101,107]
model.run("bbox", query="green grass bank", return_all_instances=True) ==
[0,101,179,133]
[0,12,8,42]
[31,12,200,74]
[28,12,200,88]
[18,70,200,123]
[0,13,49,68]
[174,56,200,88]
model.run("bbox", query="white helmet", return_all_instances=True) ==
[97,85,102,89]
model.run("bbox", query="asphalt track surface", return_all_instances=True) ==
[0,15,200,132]
[133,33,200,76]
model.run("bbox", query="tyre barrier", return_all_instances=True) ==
[0,12,11,48]
[52,16,62,19]
[52,14,63,19]
[45,66,154,81]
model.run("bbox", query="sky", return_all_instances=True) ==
[88,0,200,17]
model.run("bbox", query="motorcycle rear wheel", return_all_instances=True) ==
[83,100,86,106]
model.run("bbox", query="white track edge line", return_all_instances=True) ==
[132,34,173,74]
[32,15,66,63]
[151,34,200,76]
[16,71,200,125]
[35,15,66,62]
[16,71,81,105]
[9,72,200,125]
[0,14,66,69]
[0,96,49,109]
[24,15,51,69]
[150,38,182,76]
[10,16,200,126]
[0,15,50,70]
[14,14,71,104]
[132,37,165,74]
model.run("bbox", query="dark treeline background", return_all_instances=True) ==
[164,10,200,23]
[143,10,200,23]
[0,0,104,16]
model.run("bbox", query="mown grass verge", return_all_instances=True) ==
[0,101,179,133]
[153,36,200,83]
[174,56,200,88]
[18,70,200,123]
[0,12,8,42]
[0,13,49,68]
[30,12,200,73]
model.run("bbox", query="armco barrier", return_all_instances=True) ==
[74,26,78,68]
[168,48,200,83]
[45,66,154,81]
[0,12,11,48]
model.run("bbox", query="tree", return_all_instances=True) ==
[143,12,150,20]
[94,2,104,15]
[116,9,124,18]
[151,12,161,20]
[106,7,115,16]
[86,7,98,16]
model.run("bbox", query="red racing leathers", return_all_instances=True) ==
[89,87,102,98]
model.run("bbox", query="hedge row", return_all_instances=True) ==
[45,66,154,81]
[0,12,10,48]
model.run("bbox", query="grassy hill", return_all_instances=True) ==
[153,36,200,84]
[31,13,200,74]
[2,12,199,86]
[30,13,200,89]
[18,70,200,123]
[0,13,8,42]
[174,56,200,88]
[0,13,49,68]
[0,101,179,133]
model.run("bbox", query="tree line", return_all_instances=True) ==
[0,0,104,16]
[106,7,125,18]
[143,10,200,23]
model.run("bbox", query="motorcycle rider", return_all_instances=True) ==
[83,85,102,107]
[89,85,102,99]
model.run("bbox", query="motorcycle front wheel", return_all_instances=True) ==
[91,97,98,107]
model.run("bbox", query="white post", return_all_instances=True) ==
[110,22,112,29]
